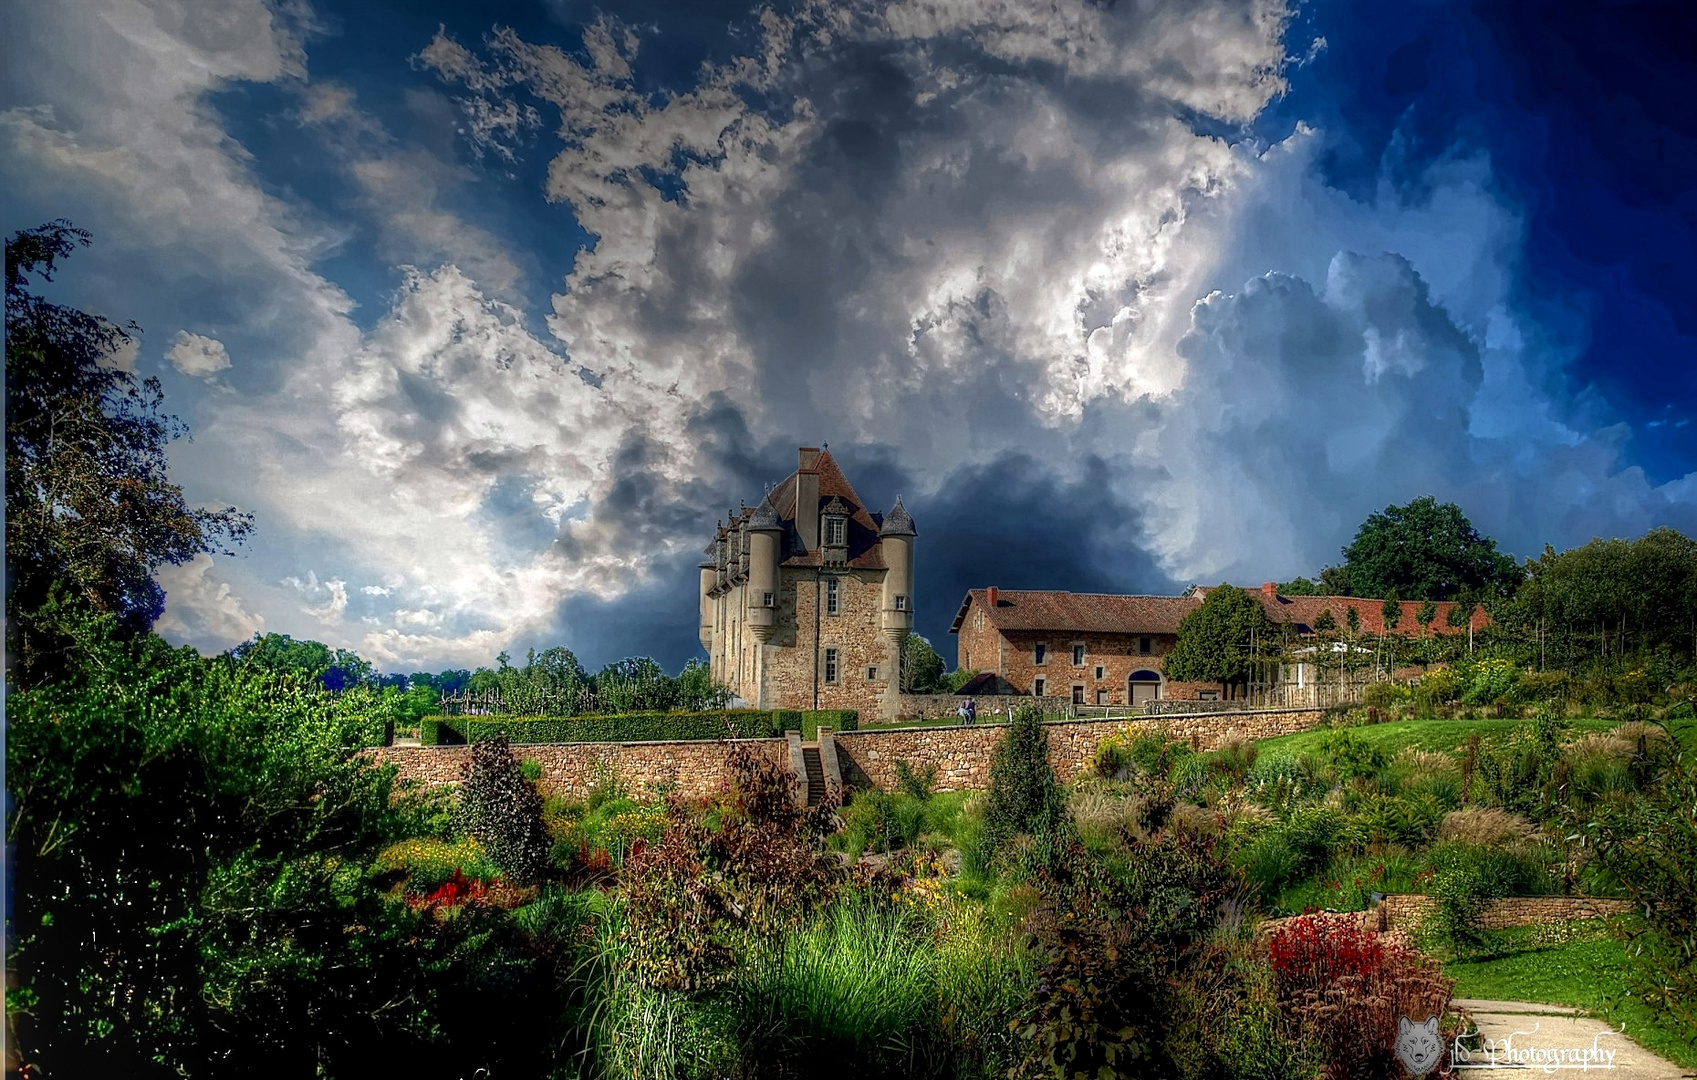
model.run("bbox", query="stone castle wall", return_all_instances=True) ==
[371,707,1326,800]
[368,738,791,801]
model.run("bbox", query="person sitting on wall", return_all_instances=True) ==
[957,698,970,724]
[965,697,977,725]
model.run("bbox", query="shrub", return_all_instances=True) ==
[620,744,845,993]
[1322,727,1388,781]
[1363,682,1412,708]
[1569,725,1697,1043]
[893,758,937,800]
[375,836,502,890]
[1415,667,1461,705]
[1093,730,1135,779]
[1426,840,1552,953]
[1017,830,1236,1079]
[454,735,553,886]
[982,703,1068,853]
[1267,912,1454,1080]
[1462,658,1520,704]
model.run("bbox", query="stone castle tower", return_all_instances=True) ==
[699,446,916,721]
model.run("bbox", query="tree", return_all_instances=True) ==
[1164,584,1277,690]
[1514,528,1697,664]
[1381,588,1402,631]
[901,633,947,693]
[228,632,374,689]
[1341,496,1521,601]
[1319,565,1353,596]
[1278,576,1324,596]
[5,222,250,683]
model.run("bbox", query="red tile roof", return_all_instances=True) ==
[952,585,1490,637]
[950,589,1198,634]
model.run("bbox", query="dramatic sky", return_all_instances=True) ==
[4,0,1694,674]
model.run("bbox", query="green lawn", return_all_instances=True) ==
[1255,717,1620,759]
[1444,924,1697,1069]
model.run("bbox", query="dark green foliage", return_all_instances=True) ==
[423,707,858,745]
[1166,584,1278,687]
[4,616,577,1078]
[893,758,937,800]
[1569,721,1697,1043]
[1277,576,1324,596]
[5,222,250,684]
[1429,842,1553,954]
[1512,528,1697,665]
[1381,588,1402,630]
[1341,495,1522,601]
[1017,830,1237,1078]
[229,631,375,689]
[454,736,553,886]
[1322,727,1389,780]
[982,703,1068,850]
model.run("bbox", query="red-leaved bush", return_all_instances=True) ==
[408,869,491,912]
[1266,912,1454,1080]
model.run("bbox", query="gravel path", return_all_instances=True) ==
[1446,999,1692,1078]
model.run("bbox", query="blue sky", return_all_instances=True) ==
[4,0,1693,675]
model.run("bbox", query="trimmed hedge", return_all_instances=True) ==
[420,708,859,746]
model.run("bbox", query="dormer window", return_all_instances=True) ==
[824,517,846,546]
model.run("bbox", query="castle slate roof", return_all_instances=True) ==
[950,589,1198,634]
[747,496,782,531]
[763,449,888,569]
[879,496,916,537]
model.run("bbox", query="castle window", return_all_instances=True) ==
[824,517,846,546]
[762,591,774,608]
[1139,636,1152,655]
[825,579,840,615]
[1072,643,1086,666]
[1094,665,1104,680]
[894,594,907,611]
[1034,643,1047,665]
[1033,677,1045,697]
[824,648,839,684]
[866,666,878,681]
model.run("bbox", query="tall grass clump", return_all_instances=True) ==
[732,901,935,1069]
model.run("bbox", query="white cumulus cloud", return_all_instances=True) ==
[166,330,232,377]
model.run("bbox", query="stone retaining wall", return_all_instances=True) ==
[890,694,1072,723]
[1375,894,1633,932]
[831,708,1324,792]
[368,707,1327,801]
[367,738,791,801]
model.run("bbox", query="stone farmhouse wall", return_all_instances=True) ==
[369,707,1325,800]
[830,708,1324,793]
[1374,894,1634,932]
[368,738,791,801]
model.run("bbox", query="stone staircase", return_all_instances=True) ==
[802,745,825,806]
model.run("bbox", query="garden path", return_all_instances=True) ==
[1448,1000,1690,1078]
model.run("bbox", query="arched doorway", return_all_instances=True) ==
[1128,669,1162,705]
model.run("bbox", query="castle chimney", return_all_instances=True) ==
[795,447,821,551]
[986,586,999,609]
[1262,582,1278,602]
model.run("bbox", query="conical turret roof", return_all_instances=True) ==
[747,494,783,531]
[879,495,916,537]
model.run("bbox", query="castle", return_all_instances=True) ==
[699,447,916,721]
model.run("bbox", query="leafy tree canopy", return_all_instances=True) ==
[1514,527,1697,652]
[1341,495,1521,601]
[228,631,374,689]
[1165,584,1277,686]
[1277,576,1324,596]
[901,633,946,693]
[5,222,250,683]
